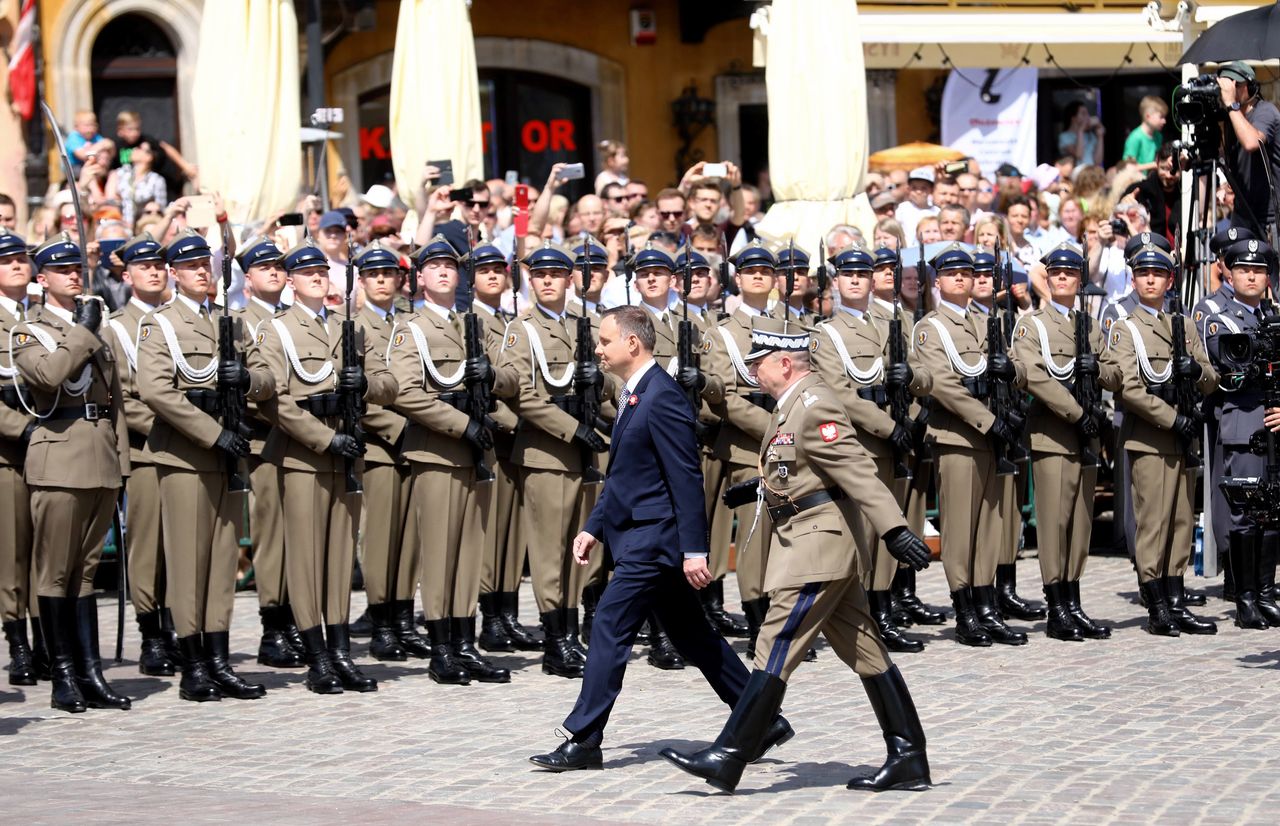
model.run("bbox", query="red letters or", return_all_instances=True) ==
[549,118,575,151]
[359,126,388,160]
[521,120,548,152]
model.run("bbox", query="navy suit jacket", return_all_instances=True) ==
[584,363,708,569]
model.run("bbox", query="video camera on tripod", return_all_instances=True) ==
[1217,314,1280,524]
[1172,74,1225,165]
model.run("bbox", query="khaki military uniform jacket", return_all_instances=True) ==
[475,301,519,435]
[11,307,130,488]
[136,298,274,473]
[1108,306,1218,456]
[357,304,410,467]
[759,373,907,592]
[236,298,282,453]
[703,307,774,465]
[1011,305,1121,455]
[104,298,159,466]
[249,303,397,472]
[0,298,35,468]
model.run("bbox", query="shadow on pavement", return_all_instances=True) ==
[109,676,172,702]
[1237,649,1280,669]
[0,716,35,736]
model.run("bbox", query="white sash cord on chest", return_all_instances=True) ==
[271,318,335,386]
[716,326,759,388]
[926,317,986,377]
[518,319,574,390]
[154,312,218,383]
[7,323,91,417]
[403,319,465,388]
[106,319,139,374]
[819,321,883,384]
[1025,317,1075,381]
[1119,318,1172,384]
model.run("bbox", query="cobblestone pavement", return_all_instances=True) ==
[2,555,1279,824]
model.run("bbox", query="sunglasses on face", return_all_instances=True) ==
[609,196,628,203]
[659,210,683,219]
[467,200,491,209]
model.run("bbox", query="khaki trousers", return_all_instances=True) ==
[703,454,732,581]
[409,462,480,621]
[999,472,1024,566]
[0,464,32,621]
[362,462,415,606]
[494,456,525,593]
[282,468,359,630]
[936,445,1002,590]
[756,575,890,681]
[715,462,772,602]
[520,467,585,613]
[1129,451,1194,584]
[124,462,164,615]
[1032,452,1096,584]
[569,473,606,599]
[855,456,906,592]
[158,468,241,637]
[479,452,516,595]
[30,486,115,599]
[249,457,286,607]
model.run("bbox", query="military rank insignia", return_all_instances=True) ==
[505,332,518,348]
[14,333,27,345]
[701,338,712,354]
[256,330,266,345]
[818,422,839,442]
[770,431,794,446]
[139,326,150,340]
[1193,310,1204,323]
[1102,317,1113,332]
[917,330,928,345]
[1016,325,1027,338]
[393,333,405,347]
[809,339,819,352]
[1111,330,1121,346]
[1208,322,1219,336]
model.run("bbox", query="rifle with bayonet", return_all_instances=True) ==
[462,228,496,483]
[986,240,1024,475]
[576,234,605,484]
[676,239,701,416]
[217,220,249,492]
[814,238,828,321]
[1073,249,1104,469]
[338,234,364,493]
[886,253,916,480]
[784,238,797,325]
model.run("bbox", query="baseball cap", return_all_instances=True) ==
[361,184,394,210]
[1218,61,1256,83]
[907,166,935,185]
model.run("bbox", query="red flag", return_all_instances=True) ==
[7,0,38,121]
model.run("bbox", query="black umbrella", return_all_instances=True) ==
[1181,1,1280,64]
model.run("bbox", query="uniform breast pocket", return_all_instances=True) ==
[295,347,334,376]
[765,445,796,489]
[785,510,848,578]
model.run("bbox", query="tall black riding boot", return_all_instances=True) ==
[895,567,947,626]
[367,602,408,661]
[393,600,433,658]
[135,610,176,676]
[257,605,305,667]
[742,597,768,660]
[29,616,51,681]
[539,610,583,679]
[847,665,932,792]
[38,596,85,712]
[1222,547,1236,602]
[1064,580,1111,639]
[949,588,992,647]
[702,578,749,637]
[660,669,787,793]
[499,591,543,650]
[971,585,1027,645]
[478,592,514,652]
[1139,578,1179,637]
[996,563,1046,621]
[1257,533,1280,626]
[869,590,924,653]
[3,618,36,685]
[298,625,343,694]
[327,623,378,692]
[451,616,511,683]
[425,618,470,685]
[72,597,131,709]
[177,634,221,702]
[564,607,588,661]
[1229,531,1267,629]
[1165,575,1218,635]
[160,607,182,665]
[1042,582,1083,642]
[579,582,605,649]
[647,613,686,670]
[205,630,266,699]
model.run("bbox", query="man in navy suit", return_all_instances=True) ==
[529,306,792,772]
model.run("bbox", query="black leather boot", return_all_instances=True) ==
[4,618,36,685]
[326,623,378,692]
[742,597,768,660]
[996,563,1046,621]
[393,600,433,658]
[348,607,373,637]
[478,592,514,652]
[1182,586,1208,607]
[1139,579,1179,637]
[647,614,686,670]
[1064,580,1111,639]
[661,669,787,793]
[499,591,542,650]
[894,567,947,625]
[425,618,470,685]
[1257,533,1280,626]
[177,634,222,702]
[972,585,1028,645]
[1222,548,1236,602]
[1165,576,1218,634]
[160,607,182,666]
[38,596,85,712]
[205,630,266,699]
[367,602,408,661]
[72,598,131,709]
[451,616,511,683]
[847,665,932,792]
[950,589,992,647]
[1042,582,1083,642]
[564,607,588,662]
[1230,530,1268,629]
[869,590,924,653]
[539,610,584,679]
[135,610,176,676]
[579,581,605,649]
[702,578,749,637]
[29,616,51,681]
[280,605,306,659]
[257,605,305,667]
[297,625,343,694]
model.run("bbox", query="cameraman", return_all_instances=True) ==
[1218,62,1280,236]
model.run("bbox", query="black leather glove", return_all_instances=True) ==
[337,365,367,395]
[574,361,601,392]
[73,298,102,333]
[987,352,1015,381]
[217,360,250,390]
[326,433,364,458]
[20,421,37,445]
[988,417,1018,448]
[1077,409,1099,439]
[1174,355,1202,381]
[463,419,494,451]
[889,423,913,457]
[214,428,250,458]
[1075,354,1099,377]
[573,422,607,453]
[883,526,931,571]
[677,366,706,393]
[1172,414,1198,443]
[464,355,494,389]
[885,362,913,389]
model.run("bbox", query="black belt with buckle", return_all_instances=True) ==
[45,403,113,422]
[961,376,989,399]
[298,392,342,418]
[767,486,846,523]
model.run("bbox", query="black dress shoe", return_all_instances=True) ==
[996,564,1046,621]
[205,631,267,699]
[4,619,37,686]
[647,617,685,670]
[349,608,373,637]
[529,737,603,772]
[326,624,378,692]
[280,605,306,658]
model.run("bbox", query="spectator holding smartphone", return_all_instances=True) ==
[1058,101,1105,168]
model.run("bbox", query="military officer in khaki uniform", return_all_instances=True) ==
[811,244,933,652]
[1109,242,1219,636]
[498,241,611,679]
[136,230,273,702]
[103,232,177,676]
[388,235,511,685]
[12,233,131,713]
[1011,243,1121,641]
[0,227,39,685]
[249,240,397,694]
[909,243,1027,646]
[662,317,933,795]
[774,243,813,324]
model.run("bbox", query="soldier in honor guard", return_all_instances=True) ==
[135,230,273,701]
[387,236,512,684]
[11,233,131,713]
[810,244,933,652]
[0,226,39,685]
[497,240,612,679]
[1203,238,1280,629]
[234,236,305,668]
[103,232,179,676]
[909,243,1029,646]
[249,239,397,693]
[774,243,812,323]
[662,317,934,794]
[1010,242,1121,641]
[1108,241,1219,636]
